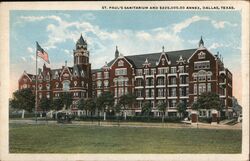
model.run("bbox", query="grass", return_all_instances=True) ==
[9,123,241,153]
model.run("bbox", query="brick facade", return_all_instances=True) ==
[18,36,233,117]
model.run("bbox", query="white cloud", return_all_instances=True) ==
[27,47,34,53]
[21,57,26,62]
[20,15,62,23]
[173,16,210,34]
[19,14,238,69]
[208,42,224,50]
[211,20,238,29]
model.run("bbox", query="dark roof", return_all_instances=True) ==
[91,68,102,74]
[77,34,87,45]
[107,48,197,68]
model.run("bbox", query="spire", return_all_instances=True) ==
[198,36,204,48]
[65,60,67,67]
[76,34,87,49]
[162,46,165,52]
[115,45,119,58]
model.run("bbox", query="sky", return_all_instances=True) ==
[9,10,242,103]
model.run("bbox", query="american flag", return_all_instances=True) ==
[36,42,50,64]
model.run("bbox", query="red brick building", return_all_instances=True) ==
[19,36,233,117]
[18,35,92,113]
[92,37,233,117]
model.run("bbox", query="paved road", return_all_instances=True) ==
[9,119,242,130]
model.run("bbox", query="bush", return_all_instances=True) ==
[74,115,181,123]
[198,117,212,123]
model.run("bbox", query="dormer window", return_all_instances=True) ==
[46,84,50,90]
[38,84,42,90]
[161,58,165,66]
[118,60,124,67]
[62,80,70,91]
[74,81,77,87]
[55,71,59,79]
[81,70,85,77]
[198,52,206,59]
[55,82,59,88]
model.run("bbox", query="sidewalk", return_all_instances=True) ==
[9,119,242,130]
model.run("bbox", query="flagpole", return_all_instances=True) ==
[35,42,38,124]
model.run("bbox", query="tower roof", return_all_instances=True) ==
[199,36,204,48]
[77,34,87,45]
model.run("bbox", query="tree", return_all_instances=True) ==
[157,101,167,123]
[113,103,122,126]
[39,97,52,112]
[77,98,86,116]
[52,98,63,111]
[85,98,96,118]
[61,92,73,110]
[141,101,152,118]
[118,93,136,119]
[176,102,187,119]
[96,91,114,120]
[194,92,222,111]
[10,88,35,118]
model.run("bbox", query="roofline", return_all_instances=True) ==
[126,48,197,58]
[18,71,32,82]
[109,56,133,69]
[187,48,217,62]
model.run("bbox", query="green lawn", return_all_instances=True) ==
[9,123,241,153]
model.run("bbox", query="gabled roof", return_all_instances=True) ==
[106,48,197,68]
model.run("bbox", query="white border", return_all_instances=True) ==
[0,1,249,161]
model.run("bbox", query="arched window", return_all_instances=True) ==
[62,80,70,91]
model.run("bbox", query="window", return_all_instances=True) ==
[198,75,206,82]
[199,83,206,94]
[179,66,184,73]
[46,92,50,99]
[144,69,150,75]
[170,100,176,107]
[157,77,165,85]
[23,84,27,89]
[170,67,176,73]
[118,60,124,66]
[115,68,127,76]
[161,58,165,66]
[39,93,42,99]
[198,51,206,59]
[97,72,102,79]
[104,72,109,79]
[158,67,168,74]
[55,82,59,88]
[74,81,77,87]
[170,88,176,97]
[207,83,211,92]
[137,101,142,108]
[194,61,210,70]
[136,69,143,76]
[97,90,102,96]
[158,88,165,97]
[62,81,70,91]
[151,69,156,75]
[136,89,143,97]
[39,84,42,90]
[194,85,197,95]
[46,84,50,90]
[151,89,154,97]
[136,79,143,86]
[97,80,102,88]
[104,80,109,87]
[170,77,176,85]
[146,89,150,97]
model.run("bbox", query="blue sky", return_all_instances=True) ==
[10,10,242,101]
